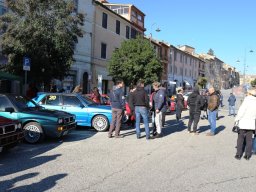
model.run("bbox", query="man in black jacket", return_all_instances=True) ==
[176,88,184,122]
[187,86,204,135]
[108,80,125,138]
[130,80,151,140]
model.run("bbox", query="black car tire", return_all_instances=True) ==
[24,122,44,144]
[92,115,109,132]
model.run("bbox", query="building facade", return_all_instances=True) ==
[169,45,203,89]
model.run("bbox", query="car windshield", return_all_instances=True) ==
[80,95,97,105]
[9,95,41,110]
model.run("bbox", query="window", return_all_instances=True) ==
[131,28,137,39]
[101,43,107,59]
[43,95,62,106]
[102,12,108,29]
[126,26,130,39]
[116,20,120,35]
[63,96,81,106]
[0,96,11,111]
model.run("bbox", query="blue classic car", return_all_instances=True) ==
[33,93,112,132]
[0,94,76,144]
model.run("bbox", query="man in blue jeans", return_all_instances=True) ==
[130,80,152,140]
[207,87,219,136]
[228,93,236,116]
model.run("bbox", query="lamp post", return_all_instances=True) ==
[41,68,45,91]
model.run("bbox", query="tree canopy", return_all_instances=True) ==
[251,78,256,87]
[107,36,162,86]
[0,0,84,84]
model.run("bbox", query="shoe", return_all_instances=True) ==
[153,133,162,139]
[206,132,214,136]
[115,135,124,138]
[136,135,141,139]
[108,134,112,138]
[244,155,251,160]
[146,136,154,140]
[193,132,199,135]
[234,154,242,160]
[187,130,192,133]
[152,132,157,136]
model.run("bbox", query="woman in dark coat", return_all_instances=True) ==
[187,86,203,134]
[176,88,184,122]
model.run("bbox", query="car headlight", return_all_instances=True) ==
[58,118,64,124]
[15,123,22,129]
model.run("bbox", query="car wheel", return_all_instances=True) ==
[24,122,44,144]
[92,115,109,132]
[122,114,129,124]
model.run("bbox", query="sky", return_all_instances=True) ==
[111,0,256,75]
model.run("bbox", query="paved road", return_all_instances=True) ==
[0,89,255,192]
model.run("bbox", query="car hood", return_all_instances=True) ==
[0,116,19,126]
[21,108,72,118]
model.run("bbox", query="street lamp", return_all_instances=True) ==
[149,23,161,44]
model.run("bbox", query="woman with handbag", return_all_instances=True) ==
[234,88,256,160]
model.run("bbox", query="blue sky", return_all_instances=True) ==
[112,0,256,75]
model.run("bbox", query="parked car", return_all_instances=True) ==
[33,93,112,132]
[0,94,76,144]
[0,116,24,152]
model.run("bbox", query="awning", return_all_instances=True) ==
[0,71,22,81]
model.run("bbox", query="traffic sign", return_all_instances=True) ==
[23,57,31,71]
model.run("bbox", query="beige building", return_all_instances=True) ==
[240,74,256,86]
[169,45,203,89]
[200,53,223,90]
[222,63,240,89]
[92,0,145,93]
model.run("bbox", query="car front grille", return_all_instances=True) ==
[0,124,16,135]
[64,116,75,124]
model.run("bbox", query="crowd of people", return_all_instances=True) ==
[107,79,256,160]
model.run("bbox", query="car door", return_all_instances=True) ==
[62,95,89,126]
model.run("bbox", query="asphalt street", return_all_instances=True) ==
[0,89,255,192]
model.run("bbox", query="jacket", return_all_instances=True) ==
[109,87,125,109]
[176,93,184,109]
[207,92,219,111]
[187,91,203,114]
[235,95,256,130]
[153,88,167,112]
[228,95,236,106]
[130,87,149,110]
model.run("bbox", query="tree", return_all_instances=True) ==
[0,0,84,85]
[207,48,214,56]
[197,77,207,89]
[108,36,162,86]
[251,78,256,87]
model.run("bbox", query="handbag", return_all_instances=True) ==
[232,121,240,133]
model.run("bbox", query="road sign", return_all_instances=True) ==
[23,57,31,71]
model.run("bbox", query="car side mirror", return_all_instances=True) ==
[5,107,15,113]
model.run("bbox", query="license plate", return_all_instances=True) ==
[0,147,3,152]
[63,130,69,136]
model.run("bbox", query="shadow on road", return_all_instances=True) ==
[0,172,67,192]
[162,120,187,137]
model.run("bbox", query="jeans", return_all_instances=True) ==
[229,105,236,115]
[208,110,217,134]
[135,106,150,139]
[155,111,163,134]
